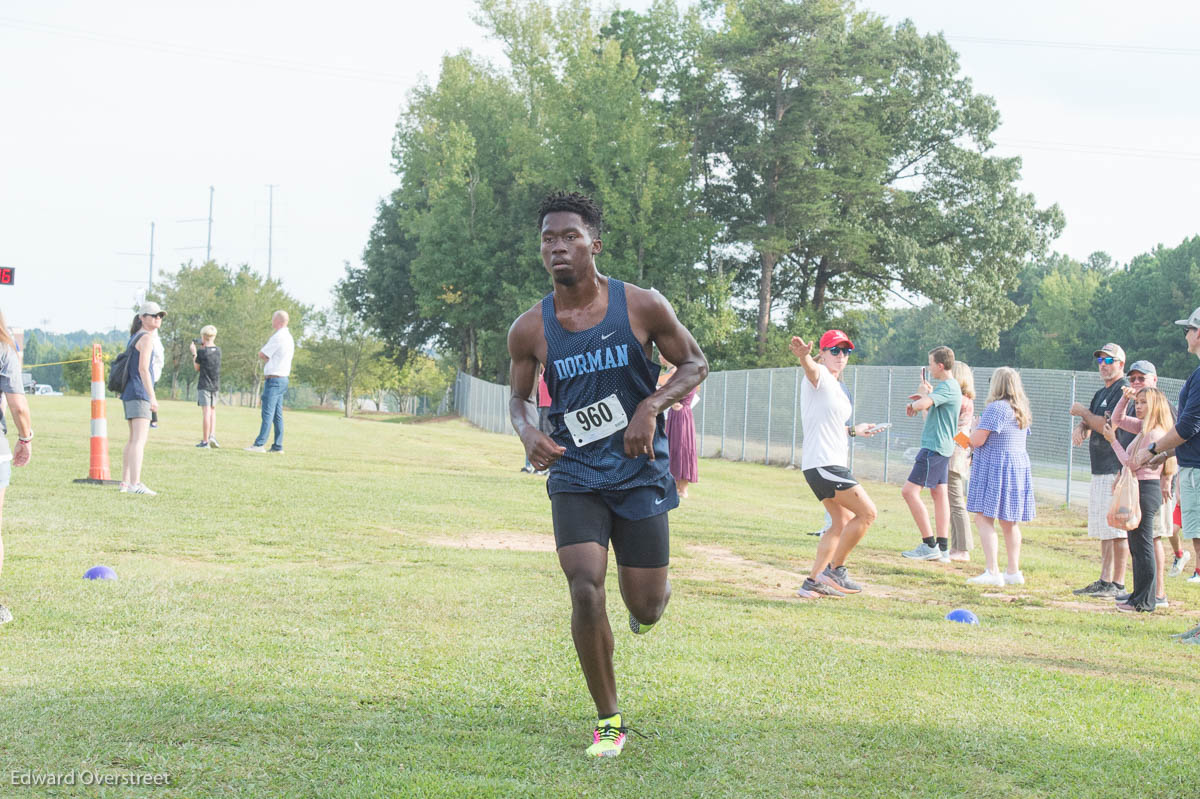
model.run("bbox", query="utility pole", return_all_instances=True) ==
[266,184,277,280]
[206,185,214,263]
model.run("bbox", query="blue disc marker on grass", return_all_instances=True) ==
[84,565,118,580]
[945,608,978,625]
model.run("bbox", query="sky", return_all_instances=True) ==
[2,0,1198,336]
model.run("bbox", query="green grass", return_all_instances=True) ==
[2,396,1198,797]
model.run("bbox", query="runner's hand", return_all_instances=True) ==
[523,429,565,471]
[624,406,657,460]
[789,336,813,360]
[12,439,30,467]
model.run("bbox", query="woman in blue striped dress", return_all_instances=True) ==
[965,367,1035,587]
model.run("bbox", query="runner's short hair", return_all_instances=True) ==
[929,346,955,371]
[538,191,602,238]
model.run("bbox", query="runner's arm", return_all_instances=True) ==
[507,309,564,468]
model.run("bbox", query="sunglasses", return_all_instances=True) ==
[824,346,853,356]
[1129,375,1147,382]
[1096,356,1115,365]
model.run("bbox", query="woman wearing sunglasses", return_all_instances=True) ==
[790,330,882,598]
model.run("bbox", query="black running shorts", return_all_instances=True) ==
[550,491,670,568]
[803,465,859,501]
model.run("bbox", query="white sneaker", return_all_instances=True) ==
[1003,571,1025,585]
[118,482,130,493]
[938,549,951,563]
[1169,551,1191,578]
[1189,571,1200,584]
[129,483,157,496]
[966,570,1004,587]
[244,445,267,452]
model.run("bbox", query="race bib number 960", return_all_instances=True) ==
[564,393,629,447]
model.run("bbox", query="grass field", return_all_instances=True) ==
[3,396,1199,798]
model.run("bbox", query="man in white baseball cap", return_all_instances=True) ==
[1131,307,1200,640]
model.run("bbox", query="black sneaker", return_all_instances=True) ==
[1093,582,1124,598]
[195,441,209,448]
[1073,580,1107,596]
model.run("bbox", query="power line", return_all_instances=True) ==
[996,138,1200,162]
[947,34,1200,57]
[0,16,419,84]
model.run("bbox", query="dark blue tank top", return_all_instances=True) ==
[542,278,676,513]
[120,332,149,402]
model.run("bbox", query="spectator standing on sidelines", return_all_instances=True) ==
[120,303,164,495]
[792,330,881,598]
[0,309,33,623]
[246,311,294,454]
[1111,361,1176,605]
[965,367,1035,586]
[1069,343,1133,598]
[191,325,222,449]
[1131,308,1200,638]
[947,361,976,562]
[900,346,962,562]
[1103,386,1172,612]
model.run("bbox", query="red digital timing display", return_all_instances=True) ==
[0,267,12,285]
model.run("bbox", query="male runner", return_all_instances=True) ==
[507,191,707,758]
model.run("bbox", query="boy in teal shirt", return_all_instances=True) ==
[900,346,963,561]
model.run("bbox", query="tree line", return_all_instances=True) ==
[347,0,1063,381]
[853,236,1200,379]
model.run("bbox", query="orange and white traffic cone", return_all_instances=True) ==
[74,343,119,485]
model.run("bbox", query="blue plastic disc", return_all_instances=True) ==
[945,608,979,625]
[83,565,118,580]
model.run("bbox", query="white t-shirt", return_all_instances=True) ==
[800,363,853,470]
[261,327,295,377]
[148,333,165,384]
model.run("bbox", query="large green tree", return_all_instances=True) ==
[702,0,1062,353]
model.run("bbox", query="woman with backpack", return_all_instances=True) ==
[120,302,164,495]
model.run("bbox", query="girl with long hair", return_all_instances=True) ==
[120,303,164,495]
[1104,386,1172,611]
[965,367,1035,587]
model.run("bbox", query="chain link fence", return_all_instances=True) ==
[454,367,1183,508]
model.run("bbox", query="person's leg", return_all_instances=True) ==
[947,470,971,558]
[122,418,135,485]
[1111,536,1128,588]
[1100,539,1115,583]
[253,383,273,446]
[676,478,689,498]
[1154,536,1166,600]
[829,486,877,569]
[974,514,999,574]
[558,542,617,717]
[931,482,950,551]
[999,520,1022,576]
[810,500,851,579]
[271,378,287,449]
[0,486,6,577]
[617,565,670,633]
[127,418,150,486]
[902,481,932,540]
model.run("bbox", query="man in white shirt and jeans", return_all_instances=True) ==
[246,310,295,453]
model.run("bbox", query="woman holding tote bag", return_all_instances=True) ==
[1102,387,1172,612]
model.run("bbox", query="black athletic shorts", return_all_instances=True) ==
[550,491,670,568]
[803,465,859,501]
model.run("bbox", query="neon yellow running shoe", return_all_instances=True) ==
[629,611,654,635]
[586,714,626,758]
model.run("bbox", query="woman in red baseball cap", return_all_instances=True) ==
[790,329,883,598]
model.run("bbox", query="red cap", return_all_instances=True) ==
[819,329,853,350]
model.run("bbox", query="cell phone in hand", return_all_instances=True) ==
[867,423,892,434]
[921,367,927,382]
